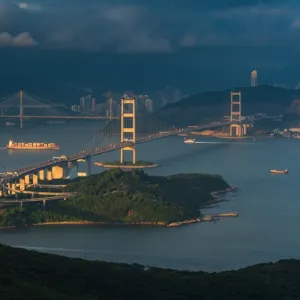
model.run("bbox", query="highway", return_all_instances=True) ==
[0,195,69,205]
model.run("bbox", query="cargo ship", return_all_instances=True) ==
[6,140,59,150]
[184,138,196,144]
[270,169,288,174]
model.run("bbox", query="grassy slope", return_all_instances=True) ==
[1,243,300,300]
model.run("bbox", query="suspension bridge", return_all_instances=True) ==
[0,90,256,204]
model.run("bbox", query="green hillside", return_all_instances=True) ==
[159,85,300,126]
[0,169,229,227]
[0,243,300,299]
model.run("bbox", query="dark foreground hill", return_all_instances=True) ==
[159,85,300,126]
[1,243,300,299]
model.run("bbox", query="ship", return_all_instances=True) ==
[5,122,15,127]
[184,138,196,144]
[6,140,59,150]
[270,169,288,174]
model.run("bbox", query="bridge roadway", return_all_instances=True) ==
[0,195,70,205]
[0,115,119,120]
[0,120,251,192]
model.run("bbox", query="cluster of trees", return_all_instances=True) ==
[0,243,299,299]
[0,169,229,227]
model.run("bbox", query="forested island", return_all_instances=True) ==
[0,169,230,227]
[0,243,299,299]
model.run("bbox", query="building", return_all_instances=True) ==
[85,95,92,110]
[144,98,153,112]
[80,97,85,111]
[251,70,257,87]
[71,105,80,112]
[92,98,96,111]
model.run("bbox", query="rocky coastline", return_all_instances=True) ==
[0,187,238,230]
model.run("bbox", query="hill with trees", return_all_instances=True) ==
[0,169,229,227]
[0,243,300,299]
[158,85,300,126]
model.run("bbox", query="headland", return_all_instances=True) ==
[0,169,237,229]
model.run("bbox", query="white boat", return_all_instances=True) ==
[184,138,196,144]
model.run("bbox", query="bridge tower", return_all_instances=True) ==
[120,96,136,164]
[230,91,243,137]
[20,89,23,129]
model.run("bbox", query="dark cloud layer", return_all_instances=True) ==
[0,0,299,95]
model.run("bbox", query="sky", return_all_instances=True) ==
[0,0,300,100]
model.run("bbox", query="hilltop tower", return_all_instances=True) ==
[120,96,136,164]
[251,70,257,87]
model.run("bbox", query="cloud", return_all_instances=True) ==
[0,0,299,52]
[16,2,42,11]
[0,32,38,47]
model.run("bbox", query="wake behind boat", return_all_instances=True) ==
[270,169,288,174]
[184,138,196,144]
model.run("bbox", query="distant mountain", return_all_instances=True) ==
[158,85,300,126]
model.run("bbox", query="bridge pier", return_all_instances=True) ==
[39,170,45,181]
[20,201,23,208]
[19,178,25,191]
[11,183,16,195]
[24,175,30,185]
[46,170,52,181]
[87,156,91,176]
[32,174,39,185]
[51,164,69,179]
[42,199,46,208]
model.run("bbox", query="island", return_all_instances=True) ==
[0,169,234,228]
[0,243,299,299]
[94,160,158,169]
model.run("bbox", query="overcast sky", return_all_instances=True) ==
[0,0,299,99]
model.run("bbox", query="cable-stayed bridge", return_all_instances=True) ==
[0,90,136,128]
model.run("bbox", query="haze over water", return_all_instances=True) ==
[0,121,300,271]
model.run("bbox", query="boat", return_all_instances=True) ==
[6,140,59,150]
[184,138,196,144]
[270,169,288,174]
[5,122,15,127]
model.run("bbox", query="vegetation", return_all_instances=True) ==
[0,243,300,299]
[0,169,229,227]
[103,160,156,166]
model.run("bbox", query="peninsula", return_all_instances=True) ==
[0,169,231,227]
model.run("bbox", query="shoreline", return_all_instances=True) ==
[94,162,159,169]
[0,186,238,230]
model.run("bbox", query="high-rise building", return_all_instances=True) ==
[80,97,85,111]
[145,98,153,112]
[251,70,257,87]
[92,98,96,110]
[85,95,92,110]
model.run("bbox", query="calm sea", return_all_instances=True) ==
[0,121,299,271]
